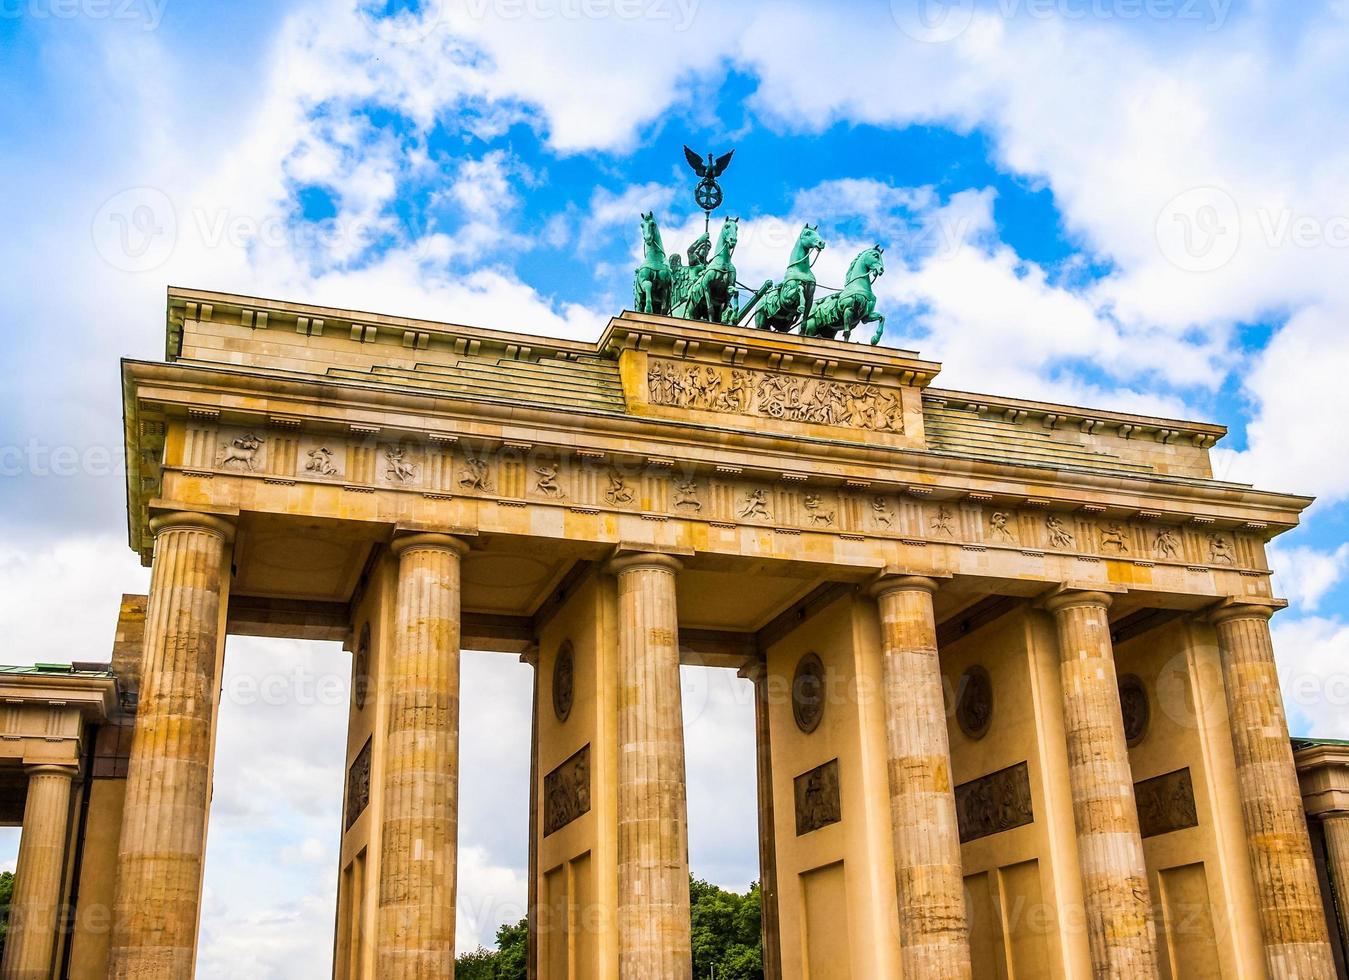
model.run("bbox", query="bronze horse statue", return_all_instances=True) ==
[804,245,886,346]
[632,211,673,315]
[756,223,825,333]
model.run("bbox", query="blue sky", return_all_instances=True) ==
[4,0,1349,975]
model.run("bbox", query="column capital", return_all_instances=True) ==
[869,574,942,600]
[1208,596,1288,627]
[1040,586,1119,615]
[148,510,236,541]
[607,551,684,576]
[24,763,77,780]
[390,531,471,559]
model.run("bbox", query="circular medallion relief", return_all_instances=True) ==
[353,623,371,711]
[792,652,826,735]
[955,665,994,741]
[1119,674,1150,747]
[553,641,575,724]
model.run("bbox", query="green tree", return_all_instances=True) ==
[0,870,12,962]
[690,876,764,980]
[454,917,528,980]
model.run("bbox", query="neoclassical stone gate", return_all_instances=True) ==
[12,285,1349,978]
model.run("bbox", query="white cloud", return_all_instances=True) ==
[1274,615,1349,740]
[1271,542,1349,613]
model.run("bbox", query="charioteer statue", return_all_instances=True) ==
[631,145,887,345]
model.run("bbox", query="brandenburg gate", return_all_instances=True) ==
[3,278,1349,979]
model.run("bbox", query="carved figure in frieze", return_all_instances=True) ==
[1154,527,1181,559]
[544,745,592,837]
[385,446,418,484]
[804,494,835,527]
[1100,521,1129,554]
[674,478,702,511]
[534,463,564,498]
[459,457,493,492]
[1046,514,1075,549]
[305,447,339,476]
[931,506,955,537]
[989,511,1015,542]
[955,762,1034,844]
[721,370,752,413]
[1208,533,1236,565]
[221,433,264,471]
[871,496,895,528]
[1135,768,1198,839]
[794,759,841,836]
[604,472,634,505]
[739,488,771,521]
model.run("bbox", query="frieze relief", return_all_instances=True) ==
[955,761,1034,843]
[183,427,1267,572]
[794,758,842,835]
[1135,767,1198,838]
[544,744,591,837]
[646,359,904,433]
[345,738,372,831]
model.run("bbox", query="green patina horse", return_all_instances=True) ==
[804,245,886,346]
[632,211,673,315]
[679,216,739,324]
[756,223,826,333]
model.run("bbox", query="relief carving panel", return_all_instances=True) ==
[345,738,372,830]
[794,758,842,836]
[955,761,1034,843]
[544,744,591,837]
[646,359,904,433]
[1135,767,1198,838]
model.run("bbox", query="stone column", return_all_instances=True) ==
[871,576,972,979]
[1211,602,1336,977]
[522,647,540,980]
[1,764,77,980]
[608,552,692,980]
[110,511,233,979]
[1044,590,1159,978]
[740,658,783,980]
[376,532,469,978]
[1322,815,1349,955]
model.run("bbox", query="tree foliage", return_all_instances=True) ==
[0,870,11,961]
[454,877,764,979]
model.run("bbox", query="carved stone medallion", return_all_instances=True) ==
[345,738,372,830]
[352,623,371,711]
[544,744,591,836]
[794,759,841,836]
[1118,674,1150,747]
[955,761,1034,844]
[553,641,575,724]
[1135,768,1198,838]
[955,665,994,741]
[792,652,826,734]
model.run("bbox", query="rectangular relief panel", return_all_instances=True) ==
[345,738,372,831]
[544,744,591,837]
[998,859,1051,979]
[955,761,1034,843]
[801,861,851,980]
[1134,768,1199,839]
[794,759,842,836]
[1158,863,1221,980]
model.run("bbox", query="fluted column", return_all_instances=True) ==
[1044,590,1159,978]
[871,576,972,979]
[1,764,77,980]
[110,511,233,979]
[1322,815,1349,955]
[376,532,469,978]
[608,552,692,980]
[740,658,783,979]
[1211,602,1335,977]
